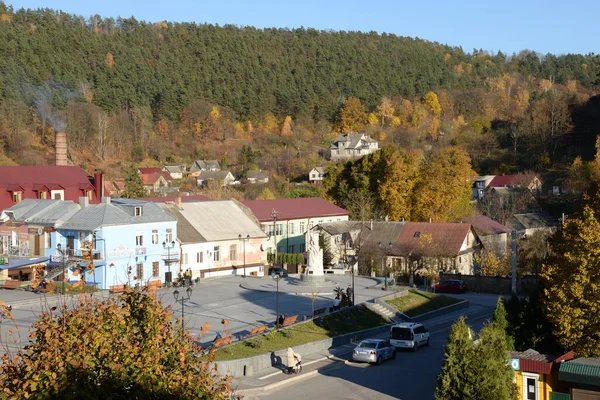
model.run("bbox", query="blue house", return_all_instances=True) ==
[55,197,178,289]
[2,197,178,289]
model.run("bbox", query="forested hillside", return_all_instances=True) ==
[1,1,600,207]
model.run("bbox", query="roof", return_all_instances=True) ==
[330,133,377,150]
[508,213,550,231]
[459,216,511,236]
[58,199,176,231]
[247,170,268,179]
[1,257,49,271]
[140,172,171,185]
[161,200,267,242]
[311,167,325,174]
[510,349,574,375]
[138,167,163,174]
[241,198,349,222]
[137,195,210,203]
[559,358,600,386]
[394,222,474,258]
[488,174,539,188]
[319,220,406,253]
[163,165,183,174]
[197,170,233,180]
[4,199,80,225]
[190,160,221,171]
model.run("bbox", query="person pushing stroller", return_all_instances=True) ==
[286,347,302,374]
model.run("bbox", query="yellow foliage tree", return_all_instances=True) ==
[257,188,277,200]
[376,97,395,127]
[337,96,367,133]
[422,91,442,116]
[367,113,379,126]
[538,79,553,93]
[390,116,401,127]
[378,148,423,221]
[104,52,115,68]
[281,115,293,136]
[474,249,510,276]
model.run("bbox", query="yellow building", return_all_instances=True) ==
[510,349,574,400]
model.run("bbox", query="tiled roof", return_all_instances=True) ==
[459,216,511,235]
[510,349,574,375]
[4,199,80,225]
[488,174,538,188]
[197,170,233,180]
[138,167,163,174]
[330,133,377,150]
[159,203,206,244]
[140,172,171,185]
[394,222,474,258]
[559,358,600,386]
[138,195,210,203]
[241,198,349,222]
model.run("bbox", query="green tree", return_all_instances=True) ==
[541,187,600,357]
[0,287,232,399]
[436,317,477,400]
[123,165,148,198]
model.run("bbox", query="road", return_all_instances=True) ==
[254,306,494,400]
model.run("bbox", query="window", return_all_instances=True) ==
[152,261,159,277]
[134,206,142,216]
[197,252,203,263]
[86,190,93,200]
[152,230,159,245]
[51,190,64,200]
[277,246,283,254]
[184,253,188,264]
[265,225,273,235]
[213,246,220,262]
[289,222,295,235]
[12,191,22,203]
[275,224,283,235]
[136,231,143,246]
[300,244,305,253]
[230,244,237,260]
[136,263,144,280]
[79,232,87,245]
[299,222,305,232]
[166,228,173,243]
[288,245,295,253]
[259,266,264,273]
[413,232,421,238]
[39,191,47,199]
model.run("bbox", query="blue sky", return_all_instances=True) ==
[6,0,599,55]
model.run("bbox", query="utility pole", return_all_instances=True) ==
[271,208,279,265]
[511,230,517,295]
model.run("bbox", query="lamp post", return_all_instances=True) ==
[173,286,192,341]
[273,274,281,329]
[238,234,250,277]
[163,240,176,286]
[351,260,355,306]
[271,208,279,265]
[56,243,69,294]
[378,242,392,291]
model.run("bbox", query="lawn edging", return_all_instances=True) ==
[214,323,392,377]
[375,289,470,322]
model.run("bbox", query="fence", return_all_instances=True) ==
[439,273,540,295]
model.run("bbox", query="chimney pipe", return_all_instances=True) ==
[79,197,89,208]
[93,170,103,200]
[177,196,182,210]
[55,130,68,166]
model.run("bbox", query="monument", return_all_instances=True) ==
[294,224,332,286]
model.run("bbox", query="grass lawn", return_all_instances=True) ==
[386,289,462,317]
[211,305,390,361]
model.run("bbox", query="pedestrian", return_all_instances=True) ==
[286,347,301,374]
[184,268,192,286]
[333,297,341,311]
[346,285,354,306]
[278,314,285,326]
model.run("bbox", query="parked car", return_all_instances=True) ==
[352,339,396,365]
[390,322,430,351]
[433,279,467,294]
[268,266,288,277]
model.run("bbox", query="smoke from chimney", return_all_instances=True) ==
[55,130,68,166]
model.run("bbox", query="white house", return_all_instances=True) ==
[163,165,184,180]
[309,167,325,184]
[329,133,380,161]
[196,170,236,187]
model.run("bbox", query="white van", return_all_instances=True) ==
[390,322,430,351]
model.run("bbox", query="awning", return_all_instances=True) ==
[0,257,49,270]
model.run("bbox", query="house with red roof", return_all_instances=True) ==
[0,166,102,212]
[240,198,349,257]
[138,169,172,195]
[488,174,542,193]
[460,216,511,255]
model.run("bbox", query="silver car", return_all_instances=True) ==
[352,339,396,365]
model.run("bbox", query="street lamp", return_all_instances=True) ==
[238,234,250,277]
[378,242,392,291]
[173,286,192,341]
[163,240,176,286]
[273,274,281,329]
[56,243,69,294]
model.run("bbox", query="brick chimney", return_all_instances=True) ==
[55,130,68,166]
[93,170,104,200]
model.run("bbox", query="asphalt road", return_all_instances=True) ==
[255,307,493,400]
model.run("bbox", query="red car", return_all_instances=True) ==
[434,280,467,294]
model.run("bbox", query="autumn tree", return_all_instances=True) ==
[281,115,293,136]
[0,287,232,398]
[376,97,395,127]
[541,186,600,357]
[337,96,367,133]
[378,148,423,221]
[422,91,442,116]
[474,249,510,277]
[412,147,475,222]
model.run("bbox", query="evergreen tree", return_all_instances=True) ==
[436,317,477,400]
[123,165,147,198]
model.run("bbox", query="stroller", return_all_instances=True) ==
[288,354,302,374]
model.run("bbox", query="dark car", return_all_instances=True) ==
[434,279,467,294]
[268,266,288,277]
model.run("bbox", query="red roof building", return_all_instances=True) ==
[241,197,349,222]
[0,166,102,212]
[488,174,542,191]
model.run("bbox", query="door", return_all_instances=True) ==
[522,373,538,400]
[34,235,40,256]
[67,236,75,255]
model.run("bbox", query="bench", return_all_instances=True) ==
[281,315,298,326]
[312,307,326,317]
[212,336,233,348]
[1,280,21,290]
[109,284,127,293]
[248,324,267,337]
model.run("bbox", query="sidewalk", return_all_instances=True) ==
[228,303,493,398]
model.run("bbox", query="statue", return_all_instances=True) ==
[305,225,324,276]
